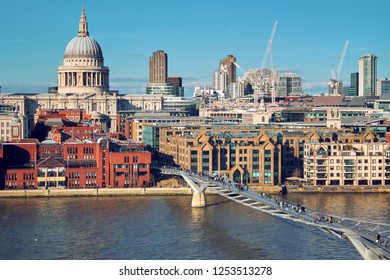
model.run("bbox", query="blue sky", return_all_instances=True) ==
[1,0,389,97]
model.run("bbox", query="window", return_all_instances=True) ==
[12,127,19,136]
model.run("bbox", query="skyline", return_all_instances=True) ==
[1,0,390,97]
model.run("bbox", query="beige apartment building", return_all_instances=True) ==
[159,124,385,187]
[159,127,282,186]
[304,141,390,186]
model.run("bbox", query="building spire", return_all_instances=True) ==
[78,4,89,36]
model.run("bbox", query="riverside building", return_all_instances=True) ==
[0,137,151,189]
[304,141,390,186]
[159,127,281,186]
[158,123,386,187]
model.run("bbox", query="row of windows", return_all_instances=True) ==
[6,173,17,180]
[69,172,80,178]
[0,122,10,127]
[83,147,94,154]
[68,180,80,187]
[328,173,384,178]
[23,173,35,179]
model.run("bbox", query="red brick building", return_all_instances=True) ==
[0,140,39,189]
[0,137,151,189]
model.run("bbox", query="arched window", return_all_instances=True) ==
[385,149,390,158]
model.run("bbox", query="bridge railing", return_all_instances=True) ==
[161,166,390,248]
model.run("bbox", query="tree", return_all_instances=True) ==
[292,168,302,178]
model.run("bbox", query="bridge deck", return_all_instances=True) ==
[161,167,390,259]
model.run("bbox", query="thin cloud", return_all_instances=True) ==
[1,83,55,93]
[302,81,328,90]
[110,77,148,83]
[182,77,199,82]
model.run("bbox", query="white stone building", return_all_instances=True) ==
[0,6,166,136]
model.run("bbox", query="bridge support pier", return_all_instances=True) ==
[191,191,206,208]
[181,173,207,208]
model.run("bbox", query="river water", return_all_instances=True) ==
[0,193,389,260]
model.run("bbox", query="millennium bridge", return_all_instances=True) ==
[161,167,390,260]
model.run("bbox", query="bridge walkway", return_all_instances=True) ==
[160,167,390,259]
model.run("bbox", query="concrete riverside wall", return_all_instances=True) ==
[0,187,195,198]
[286,185,390,193]
[1,185,390,198]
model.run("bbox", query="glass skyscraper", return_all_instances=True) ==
[358,54,377,96]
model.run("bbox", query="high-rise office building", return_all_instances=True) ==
[213,55,236,98]
[349,72,359,96]
[377,78,390,95]
[147,50,184,96]
[149,50,168,83]
[277,73,302,97]
[358,54,377,96]
[220,55,236,86]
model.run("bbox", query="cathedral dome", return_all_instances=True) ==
[57,5,110,95]
[63,5,103,58]
[64,36,103,58]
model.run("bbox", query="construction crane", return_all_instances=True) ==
[332,40,349,80]
[329,40,349,96]
[261,21,278,104]
[261,21,278,70]
[233,21,279,106]
[234,62,246,75]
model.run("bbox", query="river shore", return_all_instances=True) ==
[0,184,390,198]
[0,187,193,198]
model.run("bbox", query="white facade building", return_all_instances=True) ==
[358,54,377,96]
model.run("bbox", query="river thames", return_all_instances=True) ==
[0,193,389,260]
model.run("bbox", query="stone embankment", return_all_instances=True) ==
[1,185,389,198]
[0,187,194,198]
[286,185,390,193]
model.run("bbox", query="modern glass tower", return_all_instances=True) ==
[358,54,377,96]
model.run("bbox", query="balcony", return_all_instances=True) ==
[316,168,327,172]
[344,167,355,172]
[37,176,66,182]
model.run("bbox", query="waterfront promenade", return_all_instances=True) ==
[0,188,193,198]
[1,184,390,198]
